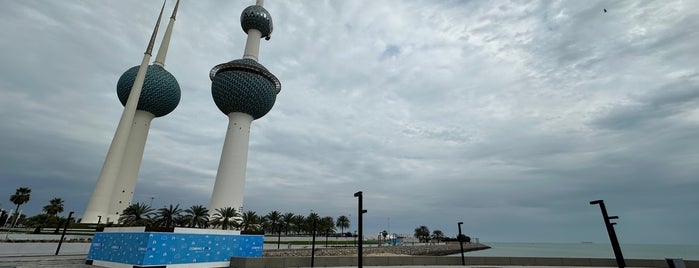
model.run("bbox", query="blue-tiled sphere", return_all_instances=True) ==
[116,65,181,118]
[210,58,280,119]
[241,5,273,39]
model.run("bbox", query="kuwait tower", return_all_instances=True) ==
[208,0,281,214]
[82,1,181,223]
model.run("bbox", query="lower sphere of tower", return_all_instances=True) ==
[211,70,277,120]
[117,65,181,117]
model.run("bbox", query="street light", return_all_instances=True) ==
[458,222,465,266]
[354,191,366,268]
[55,211,74,255]
[590,200,625,268]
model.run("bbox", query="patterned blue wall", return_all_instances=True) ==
[88,232,263,266]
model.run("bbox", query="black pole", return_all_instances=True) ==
[55,211,74,255]
[590,200,625,268]
[325,228,329,248]
[458,221,465,266]
[311,218,317,267]
[354,191,365,268]
[276,225,281,249]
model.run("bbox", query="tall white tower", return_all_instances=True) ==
[82,1,181,223]
[208,0,281,215]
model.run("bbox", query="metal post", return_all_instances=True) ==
[96,216,102,231]
[354,191,366,268]
[590,200,625,268]
[311,218,317,267]
[277,225,281,249]
[458,222,465,266]
[55,211,74,255]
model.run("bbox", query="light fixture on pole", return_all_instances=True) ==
[457,221,465,266]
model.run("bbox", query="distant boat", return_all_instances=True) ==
[581,241,594,244]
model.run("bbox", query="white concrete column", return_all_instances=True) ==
[209,112,254,214]
[82,54,151,224]
[243,29,262,61]
[108,110,155,221]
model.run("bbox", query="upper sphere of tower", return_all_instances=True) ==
[210,58,281,119]
[241,5,273,39]
[116,65,181,117]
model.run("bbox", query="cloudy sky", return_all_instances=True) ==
[1,0,698,244]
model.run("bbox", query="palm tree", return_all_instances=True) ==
[42,198,64,219]
[291,215,305,235]
[9,187,31,227]
[42,198,64,233]
[306,212,320,235]
[119,202,154,226]
[183,205,209,228]
[210,207,239,230]
[281,212,295,235]
[154,204,182,228]
[336,215,350,236]
[240,211,260,232]
[318,216,335,236]
[263,210,282,249]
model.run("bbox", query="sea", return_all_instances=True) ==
[455,242,699,260]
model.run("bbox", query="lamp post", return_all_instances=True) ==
[311,217,317,267]
[96,216,102,231]
[55,211,74,255]
[457,221,465,266]
[590,200,625,268]
[354,191,366,268]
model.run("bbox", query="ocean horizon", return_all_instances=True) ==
[456,242,699,260]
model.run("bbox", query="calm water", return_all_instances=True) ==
[457,242,699,260]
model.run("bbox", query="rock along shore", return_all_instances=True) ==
[263,243,490,257]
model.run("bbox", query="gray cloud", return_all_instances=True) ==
[1,0,698,244]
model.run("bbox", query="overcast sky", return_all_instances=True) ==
[1,0,698,244]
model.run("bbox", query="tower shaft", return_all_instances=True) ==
[209,112,253,213]
[82,2,166,223]
[243,29,262,61]
[110,110,155,219]
[82,53,154,224]
[208,0,279,219]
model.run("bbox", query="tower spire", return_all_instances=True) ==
[154,0,180,67]
[82,1,168,224]
[146,0,167,56]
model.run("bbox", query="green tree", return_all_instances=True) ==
[431,230,444,243]
[119,202,154,226]
[240,211,261,232]
[210,207,239,230]
[264,210,282,249]
[154,204,182,228]
[263,210,281,234]
[457,234,471,243]
[42,197,65,234]
[291,215,306,235]
[281,212,295,235]
[9,187,31,227]
[306,212,320,235]
[42,198,65,218]
[336,215,350,236]
[183,205,209,228]
[414,225,430,243]
[318,216,335,236]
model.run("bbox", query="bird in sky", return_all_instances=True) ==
[604,9,607,13]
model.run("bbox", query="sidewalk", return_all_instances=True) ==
[0,255,91,268]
